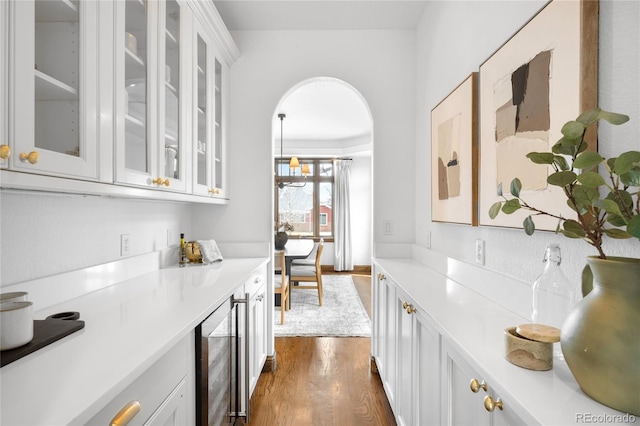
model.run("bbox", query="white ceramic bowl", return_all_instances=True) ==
[1,301,34,350]
[0,291,28,304]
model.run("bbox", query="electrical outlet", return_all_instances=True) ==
[383,220,392,235]
[475,239,485,265]
[121,234,130,257]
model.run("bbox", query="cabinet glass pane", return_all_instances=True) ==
[34,0,80,157]
[164,0,180,179]
[196,34,207,186]
[124,0,148,173]
[214,58,222,187]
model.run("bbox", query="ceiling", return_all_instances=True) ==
[213,0,429,155]
[213,1,430,31]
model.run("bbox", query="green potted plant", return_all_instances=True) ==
[488,108,640,416]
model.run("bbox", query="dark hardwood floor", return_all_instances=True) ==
[243,274,396,425]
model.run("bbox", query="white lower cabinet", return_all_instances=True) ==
[249,281,267,396]
[396,287,440,426]
[86,335,189,425]
[375,269,397,410]
[441,339,525,426]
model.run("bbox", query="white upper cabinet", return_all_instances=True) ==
[115,0,189,192]
[8,0,99,179]
[191,18,228,199]
[2,0,238,203]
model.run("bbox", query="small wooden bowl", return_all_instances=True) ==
[504,326,553,371]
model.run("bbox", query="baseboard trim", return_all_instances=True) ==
[321,265,371,275]
[263,353,277,372]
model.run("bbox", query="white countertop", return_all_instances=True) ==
[0,258,268,425]
[375,257,630,426]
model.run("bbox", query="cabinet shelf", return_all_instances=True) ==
[125,48,145,80]
[35,0,78,22]
[125,114,146,140]
[166,29,178,45]
[35,70,78,101]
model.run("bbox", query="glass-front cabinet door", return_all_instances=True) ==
[9,0,99,179]
[192,20,226,198]
[115,0,187,192]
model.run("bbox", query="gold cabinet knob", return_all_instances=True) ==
[402,301,409,309]
[110,400,141,425]
[0,145,10,160]
[483,395,503,412]
[208,188,220,195]
[152,177,170,187]
[470,378,487,393]
[377,273,386,281]
[405,304,416,314]
[19,151,39,164]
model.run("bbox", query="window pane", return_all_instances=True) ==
[278,183,314,237]
[319,162,333,176]
[319,182,332,236]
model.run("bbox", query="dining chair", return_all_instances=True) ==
[274,250,289,324]
[289,239,324,306]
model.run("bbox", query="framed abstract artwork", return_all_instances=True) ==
[478,0,598,230]
[431,73,477,225]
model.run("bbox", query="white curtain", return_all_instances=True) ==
[333,159,353,271]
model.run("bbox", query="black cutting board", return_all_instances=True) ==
[1,318,85,367]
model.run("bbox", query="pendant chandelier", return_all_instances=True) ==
[277,113,310,189]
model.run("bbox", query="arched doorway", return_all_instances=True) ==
[272,77,373,269]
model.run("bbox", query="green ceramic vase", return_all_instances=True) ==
[561,256,640,416]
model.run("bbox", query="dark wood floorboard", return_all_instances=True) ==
[243,273,396,425]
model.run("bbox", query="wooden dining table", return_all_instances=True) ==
[275,239,314,307]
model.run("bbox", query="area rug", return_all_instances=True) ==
[274,275,371,337]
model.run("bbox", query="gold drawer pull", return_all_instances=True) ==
[110,400,141,426]
[0,145,10,159]
[152,177,170,187]
[208,188,220,195]
[470,378,487,393]
[19,151,39,164]
[484,395,503,412]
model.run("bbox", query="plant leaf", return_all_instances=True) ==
[603,228,632,239]
[613,151,640,175]
[510,178,522,197]
[598,110,630,125]
[501,199,521,214]
[526,152,555,165]
[575,108,602,127]
[573,185,600,209]
[576,172,606,187]
[496,182,503,197]
[607,190,633,209]
[573,152,604,170]
[621,170,640,187]
[523,216,535,235]
[563,220,586,237]
[553,155,570,171]
[561,120,586,140]
[628,215,640,238]
[594,199,622,216]
[489,202,503,219]
[607,214,627,227]
[547,171,577,187]
[552,137,578,156]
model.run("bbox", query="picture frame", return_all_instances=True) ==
[478,0,598,230]
[431,73,478,226]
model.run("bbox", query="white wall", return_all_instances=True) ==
[192,29,416,262]
[0,191,191,285]
[415,0,640,288]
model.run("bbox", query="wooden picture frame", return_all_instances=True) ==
[431,73,478,226]
[478,0,598,230]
